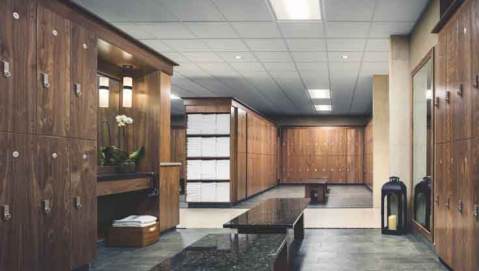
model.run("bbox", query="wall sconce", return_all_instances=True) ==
[98,76,110,108]
[122,76,133,108]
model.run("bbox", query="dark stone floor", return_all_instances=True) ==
[92,229,447,271]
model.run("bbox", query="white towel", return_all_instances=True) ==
[113,215,157,224]
[112,221,157,228]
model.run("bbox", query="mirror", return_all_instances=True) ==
[412,52,434,233]
[97,75,121,158]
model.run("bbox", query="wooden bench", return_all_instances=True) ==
[223,198,309,240]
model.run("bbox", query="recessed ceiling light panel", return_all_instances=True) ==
[269,0,321,20]
[315,104,332,111]
[308,89,330,99]
[170,94,181,100]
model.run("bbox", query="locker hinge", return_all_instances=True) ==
[40,73,50,88]
[73,83,81,97]
[74,196,82,209]
[1,205,12,222]
[474,74,479,88]
[1,60,11,78]
[42,200,52,215]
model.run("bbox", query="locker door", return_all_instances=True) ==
[435,31,452,144]
[472,0,479,138]
[434,143,446,261]
[70,24,97,140]
[470,137,479,271]
[69,139,96,269]
[0,0,36,133]
[0,133,32,270]
[36,6,71,137]
[453,3,473,141]
[32,136,71,271]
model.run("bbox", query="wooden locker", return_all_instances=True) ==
[159,166,180,233]
[470,137,479,271]
[36,6,71,137]
[0,0,36,134]
[32,136,71,271]
[236,108,247,201]
[435,30,452,144]
[472,0,479,138]
[453,3,473,141]
[69,139,96,269]
[0,133,34,271]
[70,23,97,140]
[316,128,329,155]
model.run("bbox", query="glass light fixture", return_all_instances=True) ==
[98,76,110,108]
[122,76,133,108]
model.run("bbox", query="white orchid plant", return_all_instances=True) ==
[115,114,133,127]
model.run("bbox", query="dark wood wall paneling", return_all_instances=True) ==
[364,120,373,189]
[171,127,187,180]
[0,0,176,270]
[280,127,364,184]
[434,0,479,270]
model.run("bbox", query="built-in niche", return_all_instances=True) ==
[411,49,434,240]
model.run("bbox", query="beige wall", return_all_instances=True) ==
[372,75,390,208]
[409,0,440,70]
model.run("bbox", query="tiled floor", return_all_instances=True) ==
[91,229,447,271]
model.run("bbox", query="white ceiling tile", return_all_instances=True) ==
[231,22,281,38]
[328,51,363,62]
[162,40,209,51]
[216,51,257,62]
[158,0,224,21]
[363,51,389,62]
[360,62,389,75]
[323,0,375,21]
[286,39,326,51]
[185,22,237,38]
[141,39,174,52]
[369,22,415,38]
[291,51,328,62]
[203,39,248,51]
[300,71,330,89]
[244,39,288,51]
[365,39,390,51]
[198,63,239,76]
[263,62,297,72]
[230,62,265,72]
[212,0,274,21]
[374,0,429,22]
[329,62,361,75]
[327,39,366,51]
[160,52,190,64]
[147,23,195,39]
[278,22,324,38]
[296,62,328,72]
[74,0,178,22]
[326,22,370,38]
[182,52,223,62]
[114,23,157,39]
[254,51,292,62]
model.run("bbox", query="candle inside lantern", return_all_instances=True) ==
[388,215,397,230]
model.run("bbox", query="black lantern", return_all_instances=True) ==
[381,176,407,235]
[414,176,431,230]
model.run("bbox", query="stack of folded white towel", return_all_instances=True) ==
[112,215,157,228]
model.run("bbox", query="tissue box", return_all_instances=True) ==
[107,222,159,247]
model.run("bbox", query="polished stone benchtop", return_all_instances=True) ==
[152,233,286,271]
[224,198,309,229]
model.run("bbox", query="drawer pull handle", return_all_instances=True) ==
[457,84,464,97]
[41,73,50,88]
[42,200,52,215]
[74,196,82,209]
[2,60,11,78]
[73,83,81,96]
[1,205,12,222]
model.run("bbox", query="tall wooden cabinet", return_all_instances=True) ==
[433,0,479,270]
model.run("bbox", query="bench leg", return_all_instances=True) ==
[293,213,304,240]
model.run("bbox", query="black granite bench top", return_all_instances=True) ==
[223,198,309,230]
[151,233,286,271]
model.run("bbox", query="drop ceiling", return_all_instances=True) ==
[73,0,429,117]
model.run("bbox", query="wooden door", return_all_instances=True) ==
[70,23,97,140]
[0,133,34,270]
[69,139,96,269]
[0,0,36,133]
[32,136,71,271]
[36,6,71,137]
[453,3,473,141]
[435,30,452,144]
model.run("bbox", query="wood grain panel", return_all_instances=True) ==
[472,0,479,138]
[32,136,71,271]
[36,6,71,137]
[159,165,179,232]
[70,23,97,140]
[236,108,247,201]
[96,178,151,197]
[0,0,36,134]
[69,139,97,269]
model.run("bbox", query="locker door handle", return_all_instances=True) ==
[445,91,451,103]
[1,205,12,222]
[473,75,479,88]
[457,200,464,214]
[74,196,82,209]
[473,204,478,218]
[73,83,81,97]
[1,60,11,78]
[41,73,50,88]
[434,195,439,205]
[457,84,464,97]
[42,200,52,215]
[445,198,450,209]
[434,97,440,107]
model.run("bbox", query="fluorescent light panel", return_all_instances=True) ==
[269,0,321,20]
[315,104,332,111]
[308,89,330,99]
